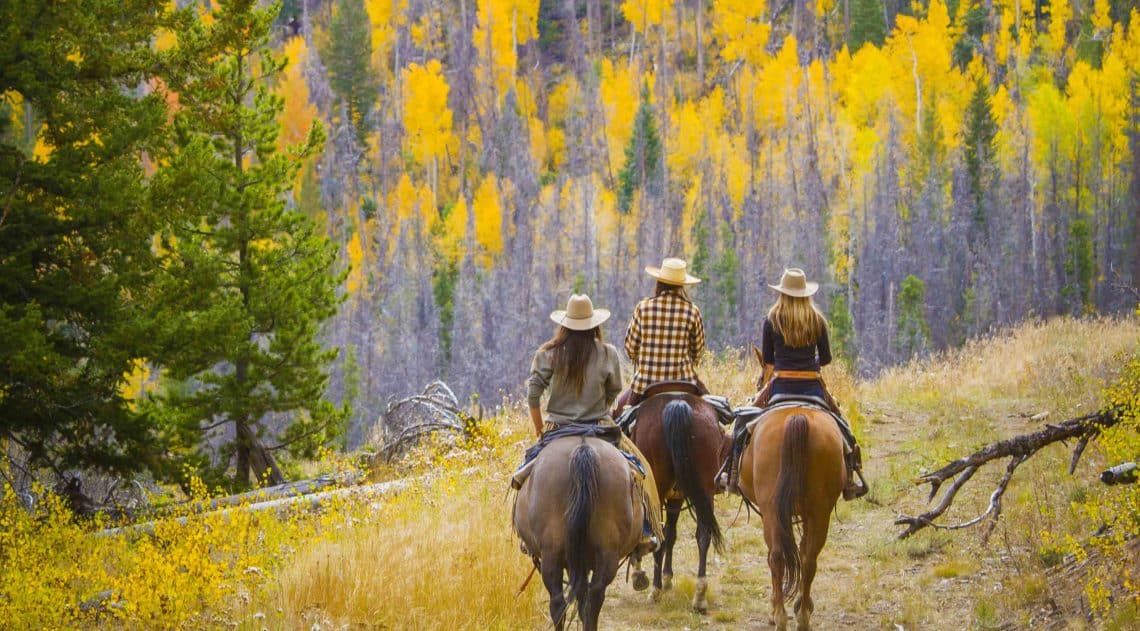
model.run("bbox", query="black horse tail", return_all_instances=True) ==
[774,413,808,602]
[565,441,598,611]
[663,400,724,552]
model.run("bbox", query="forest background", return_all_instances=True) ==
[3,0,1140,490]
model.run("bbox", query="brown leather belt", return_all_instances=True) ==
[773,370,821,380]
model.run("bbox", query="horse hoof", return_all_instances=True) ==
[650,586,663,602]
[661,574,672,591]
[632,570,649,592]
[692,577,708,613]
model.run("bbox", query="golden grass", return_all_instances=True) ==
[266,458,546,630]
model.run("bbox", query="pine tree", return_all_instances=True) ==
[848,0,887,51]
[963,75,997,232]
[895,275,931,360]
[0,0,170,476]
[150,0,345,489]
[324,0,379,145]
[616,83,662,214]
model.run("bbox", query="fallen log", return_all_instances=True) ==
[143,471,364,519]
[95,475,417,538]
[378,381,483,462]
[895,406,1125,540]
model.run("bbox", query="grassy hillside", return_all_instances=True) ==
[3,316,1138,628]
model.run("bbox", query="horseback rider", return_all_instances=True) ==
[524,293,662,558]
[723,268,868,500]
[613,257,708,416]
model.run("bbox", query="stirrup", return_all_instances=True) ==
[843,468,868,501]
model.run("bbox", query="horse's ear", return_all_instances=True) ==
[751,344,762,367]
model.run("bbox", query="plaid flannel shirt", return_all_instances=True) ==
[624,289,706,395]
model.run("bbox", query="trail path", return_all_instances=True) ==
[597,404,1055,630]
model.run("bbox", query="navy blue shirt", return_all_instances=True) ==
[761,317,832,373]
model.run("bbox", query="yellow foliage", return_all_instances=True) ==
[278,37,318,150]
[438,197,468,263]
[754,36,801,130]
[346,229,365,295]
[621,0,670,34]
[474,0,540,101]
[365,0,406,77]
[118,359,156,412]
[472,176,504,266]
[598,59,640,178]
[402,60,455,169]
[710,0,771,66]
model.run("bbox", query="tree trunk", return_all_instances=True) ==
[1129,75,1140,290]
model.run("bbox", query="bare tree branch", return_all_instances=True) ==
[896,408,1124,539]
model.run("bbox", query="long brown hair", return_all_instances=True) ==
[655,281,687,298]
[540,325,602,395]
[767,293,827,348]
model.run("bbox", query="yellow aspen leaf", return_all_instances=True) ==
[621,0,669,34]
[710,0,770,66]
[278,38,318,150]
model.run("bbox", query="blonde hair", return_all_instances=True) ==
[767,293,827,348]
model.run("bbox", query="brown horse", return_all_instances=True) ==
[512,436,645,631]
[738,405,846,631]
[629,394,729,611]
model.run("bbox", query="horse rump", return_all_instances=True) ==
[662,399,723,552]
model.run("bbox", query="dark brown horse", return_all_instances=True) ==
[512,436,645,631]
[629,393,729,611]
[738,405,846,630]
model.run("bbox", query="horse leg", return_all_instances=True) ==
[794,518,829,631]
[541,562,567,631]
[692,521,711,613]
[764,526,789,631]
[583,557,618,631]
[652,502,680,602]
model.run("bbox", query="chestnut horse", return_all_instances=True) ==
[738,405,846,630]
[512,436,646,631]
[629,394,729,611]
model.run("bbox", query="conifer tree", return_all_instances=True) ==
[150,0,345,489]
[617,84,662,215]
[0,0,170,476]
[848,0,887,51]
[895,275,931,360]
[963,75,997,232]
[324,0,378,145]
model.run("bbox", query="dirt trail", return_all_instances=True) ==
[595,406,1000,630]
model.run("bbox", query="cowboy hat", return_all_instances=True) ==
[645,257,701,286]
[769,268,819,297]
[550,294,611,331]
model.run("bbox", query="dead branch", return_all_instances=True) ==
[378,381,481,462]
[896,407,1123,539]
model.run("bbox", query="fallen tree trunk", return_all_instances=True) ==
[95,475,417,538]
[144,471,364,519]
[895,406,1125,540]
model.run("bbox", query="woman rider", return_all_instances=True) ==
[525,294,663,562]
[755,268,867,500]
[615,257,707,415]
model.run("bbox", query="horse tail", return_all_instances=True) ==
[565,441,598,610]
[774,413,808,601]
[663,400,724,552]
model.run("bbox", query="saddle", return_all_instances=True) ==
[735,395,854,453]
[617,381,735,436]
[510,423,644,490]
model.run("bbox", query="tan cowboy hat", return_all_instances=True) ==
[769,268,819,297]
[645,257,701,286]
[550,294,611,331]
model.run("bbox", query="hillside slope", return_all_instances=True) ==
[267,315,1140,629]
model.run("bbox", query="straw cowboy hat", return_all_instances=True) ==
[769,268,819,297]
[550,294,611,331]
[645,257,701,286]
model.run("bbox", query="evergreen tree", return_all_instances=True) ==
[963,75,997,232]
[616,84,662,215]
[895,275,931,360]
[150,0,345,489]
[323,0,378,145]
[0,0,170,476]
[829,292,856,367]
[1065,218,1095,313]
[849,0,887,51]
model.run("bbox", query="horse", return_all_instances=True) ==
[628,389,730,611]
[512,435,646,631]
[738,404,846,631]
